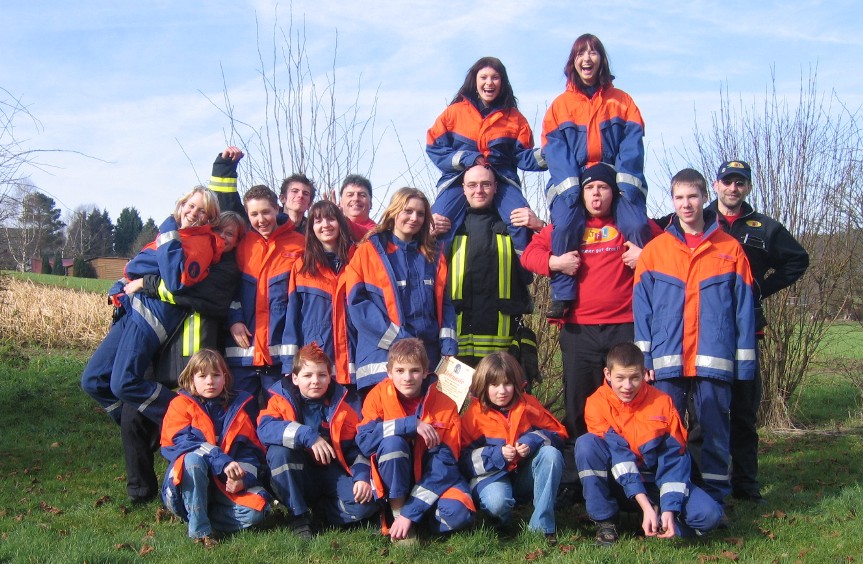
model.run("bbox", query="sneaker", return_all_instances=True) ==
[390,527,418,546]
[289,513,314,541]
[193,535,218,549]
[546,300,570,320]
[545,532,558,546]
[595,521,619,547]
[732,489,768,505]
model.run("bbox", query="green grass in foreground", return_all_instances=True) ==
[2,270,114,294]
[0,348,861,563]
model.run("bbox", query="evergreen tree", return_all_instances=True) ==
[40,254,52,274]
[114,207,143,257]
[131,217,158,253]
[73,256,97,279]
[52,251,65,275]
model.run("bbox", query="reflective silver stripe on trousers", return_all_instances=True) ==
[578,469,608,479]
[616,172,647,198]
[378,450,409,464]
[106,400,122,414]
[270,344,298,357]
[701,472,730,481]
[271,463,304,476]
[737,348,757,361]
[194,442,218,456]
[545,176,579,207]
[634,341,651,353]
[131,296,168,343]
[137,382,166,414]
[229,300,242,310]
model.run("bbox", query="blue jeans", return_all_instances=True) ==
[178,453,268,538]
[477,445,563,534]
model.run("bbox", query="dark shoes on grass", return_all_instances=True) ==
[594,520,619,547]
[289,513,314,541]
[193,535,218,549]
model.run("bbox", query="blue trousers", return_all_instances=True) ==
[174,452,269,538]
[549,189,650,302]
[267,445,378,524]
[575,434,722,536]
[653,378,732,504]
[376,436,473,533]
[230,364,283,420]
[80,315,175,425]
[432,179,532,252]
[476,445,563,534]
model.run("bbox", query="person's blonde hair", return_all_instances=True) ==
[177,349,233,402]
[470,351,525,411]
[386,338,429,373]
[371,187,437,261]
[173,186,220,226]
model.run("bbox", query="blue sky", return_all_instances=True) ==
[2,0,861,224]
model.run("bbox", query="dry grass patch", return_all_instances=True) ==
[0,277,110,349]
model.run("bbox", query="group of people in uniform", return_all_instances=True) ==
[80,33,809,548]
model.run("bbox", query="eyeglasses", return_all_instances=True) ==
[720,178,748,188]
[465,181,495,191]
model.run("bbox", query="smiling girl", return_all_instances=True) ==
[344,188,457,393]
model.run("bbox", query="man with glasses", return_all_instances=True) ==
[435,164,536,367]
[708,160,809,504]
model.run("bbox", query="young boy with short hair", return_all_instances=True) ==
[576,342,723,545]
[257,343,378,540]
[356,338,475,543]
[633,169,756,505]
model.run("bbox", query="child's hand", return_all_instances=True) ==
[389,515,413,540]
[123,278,144,296]
[657,511,677,539]
[501,444,518,462]
[431,213,452,236]
[515,442,531,458]
[416,421,440,449]
[353,481,373,504]
[230,323,252,349]
[311,436,337,465]
[225,477,246,493]
[222,146,245,161]
[641,504,660,536]
[224,461,245,481]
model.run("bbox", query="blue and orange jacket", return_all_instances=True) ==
[427,99,546,190]
[584,382,691,513]
[160,390,270,517]
[541,83,646,208]
[281,247,356,380]
[633,212,757,382]
[356,376,474,523]
[460,394,567,495]
[343,232,457,390]
[225,221,305,368]
[257,378,370,482]
[111,216,223,345]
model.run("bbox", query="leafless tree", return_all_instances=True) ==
[207,10,381,204]
[661,69,863,428]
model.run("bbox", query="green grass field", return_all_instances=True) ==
[0,344,861,563]
[2,270,115,295]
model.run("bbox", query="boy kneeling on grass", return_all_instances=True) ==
[576,342,723,546]
[257,343,379,540]
[356,338,475,544]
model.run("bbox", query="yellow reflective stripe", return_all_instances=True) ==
[450,235,467,301]
[157,280,176,304]
[182,313,202,357]
[209,175,238,193]
[495,234,512,338]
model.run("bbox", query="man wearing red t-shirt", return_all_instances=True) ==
[521,162,659,489]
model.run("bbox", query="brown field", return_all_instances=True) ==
[0,277,111,349]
